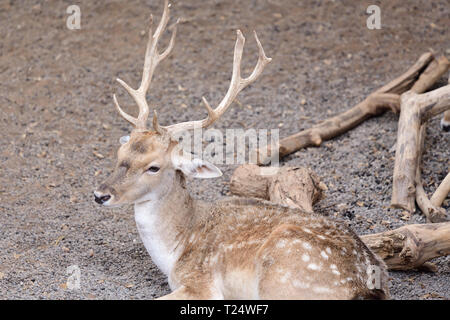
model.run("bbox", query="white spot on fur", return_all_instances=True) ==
[317,235,326,240]
[320,251,329,260]
[326,247,332,255]
[210,253,219,265]
[292,280,310,289]
[302,242,312,250]
[303,227,312,234]
[307,263,321,271]
[276,239,287,248]
[302,254,310,262]
[332,270,341,276]
[224,244,234,251]
[280,271,291,284]
[313,286,333,294]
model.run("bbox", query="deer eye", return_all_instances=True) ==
[146,166,160,173]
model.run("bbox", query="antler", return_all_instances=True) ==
[154,29,272,135]
[113,0,178,130]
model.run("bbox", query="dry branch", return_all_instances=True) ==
[391,56,450,212]
[255,52,435,164]
[431,172,450,207]
[360,223,450,270]
[230,165,450,270]
[414,125,447,222]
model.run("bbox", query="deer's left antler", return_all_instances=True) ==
[114,0,178,131]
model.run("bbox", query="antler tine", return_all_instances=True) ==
[114,0,178,130]
[159,30,271,135]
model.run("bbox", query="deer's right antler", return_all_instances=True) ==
[154,30,272,135]
[113,0,178,131]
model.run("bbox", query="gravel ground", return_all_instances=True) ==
[0,0,448,300]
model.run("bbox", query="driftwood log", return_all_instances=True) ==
[230,164,327,213]
[431,172,450,208]
[360,223,450,271]
[414,125,447,222]
[230,164,450,270]
[256,52,439,165]
[391,56,450,212]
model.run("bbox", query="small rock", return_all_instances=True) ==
[400,211,411,221]
[37,151,47,158]
[381,220,391,227]
[93,151,104,159]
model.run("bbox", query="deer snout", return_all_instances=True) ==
[94,190,113,205]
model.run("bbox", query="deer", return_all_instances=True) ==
[440,76,450,131]
[442,110,450,131]
[94,0,389,299]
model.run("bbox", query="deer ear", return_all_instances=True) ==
[172,153,222,179]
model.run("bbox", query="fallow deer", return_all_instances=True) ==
[94,0,389,299]
[440,76,450,131]
[441,110,450,131]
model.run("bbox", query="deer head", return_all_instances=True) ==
[94,0,271,206]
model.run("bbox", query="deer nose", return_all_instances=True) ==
[94,191,111,205]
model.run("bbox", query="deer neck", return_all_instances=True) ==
[134,171,194,277]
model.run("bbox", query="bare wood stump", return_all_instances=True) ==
[230,164,327,213]
[361,223,450,270]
